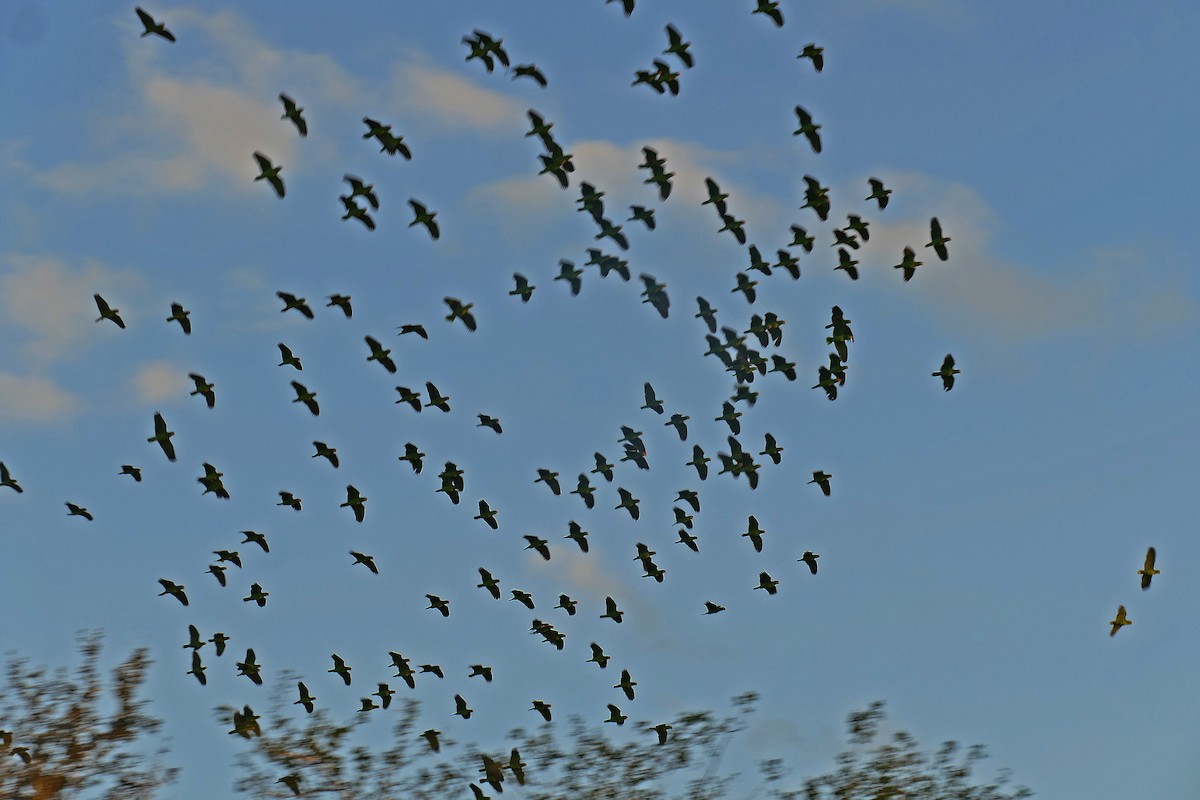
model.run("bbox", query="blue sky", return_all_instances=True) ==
[2,1,1200,797]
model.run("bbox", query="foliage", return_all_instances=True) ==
[0,633,176,800]
[763,702,1032,800]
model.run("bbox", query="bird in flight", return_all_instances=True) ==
[531,700,552,721]
[1139,547,1159,590]
[793,105,822,153]
[663,24,693,68]
[932,354,960,391]
[510,273,535,302]
[277,343,302,370]
[328,654,353,686]
[341,485,367,523]
[166,302,191,334]
[927,217,951,260]
[601,596,624,623]
[276,291,313,318]
[895,247,923,282]
[443,297,476,331]
[157,578,188,606]
[866,177,891,209]
[753,0,784,27]
[426,594,450,617]
[797,43,824,72]
[364,336,397,373]
[279,94,307,137]
[408,199,440,240]
[94,293,125,328]
[135,7,175,41]
[809,470,832,496]
[188,373,216,409]
[253,152,285,198]
[0,462,23,493]
[350,551,378,574]
[291,381,319,416]
[510,64,547,87]
[66,502,94,521]
[1109,605,1131,636]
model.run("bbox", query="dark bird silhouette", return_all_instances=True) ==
[531,700,552,721]
[210,632,229,656]
[426,594,450,617]
[866,177,891,209]
[799,550,820,574]
[927,216,951,260]
[277,343,302,370]
[469,664,494,683]
[443,297,476,331]
[327,294,353,317]
[510,272,535,302]
[556,260,584,296]
[207,564,226,586]
[1,462,23,493]
[135,7,175,41]
[510,64,547,87]
[364,336,397,373]
[343,175,378,209]
[592,452,615,482]
[408,199,440,240]
[277,776,301,796]
[188,373,216,409]
[341,485,367,523]
[793,105,822,153]
[835,247,859,281]
[340,196,376,230]
[743,515,766,552]
[278,491,302,511]
[615,487,641,520]
[535,468,561,495]
[601,596,624,623]
[895,246,923,282]
[422,729,441,752]
[157,578,188,606]
[588,642,610,668]
[565,521,589,553]
[237,648,263,685]
[276,291,313,318]
[1139,547,1159,590]
[213,549,241,568]
[688,445,711,480]
[119,464,142,482]
[253,152,285,198]
[511,589,535,609]
[328,654,352,685]
[756,571,779,594]
[605,704,627,725]
[732,272,757,304]
[556,593,578,615]
[398,442,425,474]
[628,204,656,230]
[703,601,725,614]
[244,583,269,606]
[94,293,125,328]
[477,414,502,435]
[761,433,783,465]
[616,669,637,701]
[663,24,693,68]
[640,274,670,318]
[809,470,832,496]
[166,302,191,334]
[801,175,830,221]
[279,93,307,137]
[241,530,269,552]
[524,535,551,561]
[1109,605,1131,636]
[753,0,784,26]
[187,651,206,685]
[453,694,472,719]
[475,499,499,529]
[66,502,94,521]
[291,381,319,415]
[425,381,451,412]
[477,568,501,599]
[665,413,689,441]
[394,385,422,412]
[397,324,428,339]
[295,682,316,713]
[933,354,960,391]
[641,382,665,414]
[798,43,824,71]
[311,441,338,468]
[350,550,378,574]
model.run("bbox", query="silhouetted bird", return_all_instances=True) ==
[601,596,624,623]
[291,381,319,415]
[328,654,352,685]
[799,551,820,574]
[94,293,125,328]
[276,291,313,318]
[1139,547,1159,590]
[408,199,440,240]
[1109,605,1131,636]
[66,502,94,521]
[510,273,535,302]
[253,152,285,198]
[932,354,960,391]
[798,43,824,71]
[793,105,822,153]
[327,294,353,317]
[167,302,191,334]
[135,7,175,41]
[158,578,188,606]
[443,297,476,331]
[188,373,216,409]
[895,247,923,282]
[350,551,378,574]
[279,93,307,137]
[295,682,316,713]
[0,462,22,493]
[809,470,832,496]
[277,343,302,370]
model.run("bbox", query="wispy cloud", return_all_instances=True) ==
[0,254,139,364]
[0,373,80,423]
[390,64,525,132]
[133,362,184,404]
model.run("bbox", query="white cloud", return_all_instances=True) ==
[391,65,525,132]
[0,373,80,423]
[0,254,138,363]
[133,362,184,404]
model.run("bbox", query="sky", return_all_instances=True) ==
[2,1,1200,797]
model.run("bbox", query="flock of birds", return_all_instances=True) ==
[0,4,1152,797]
